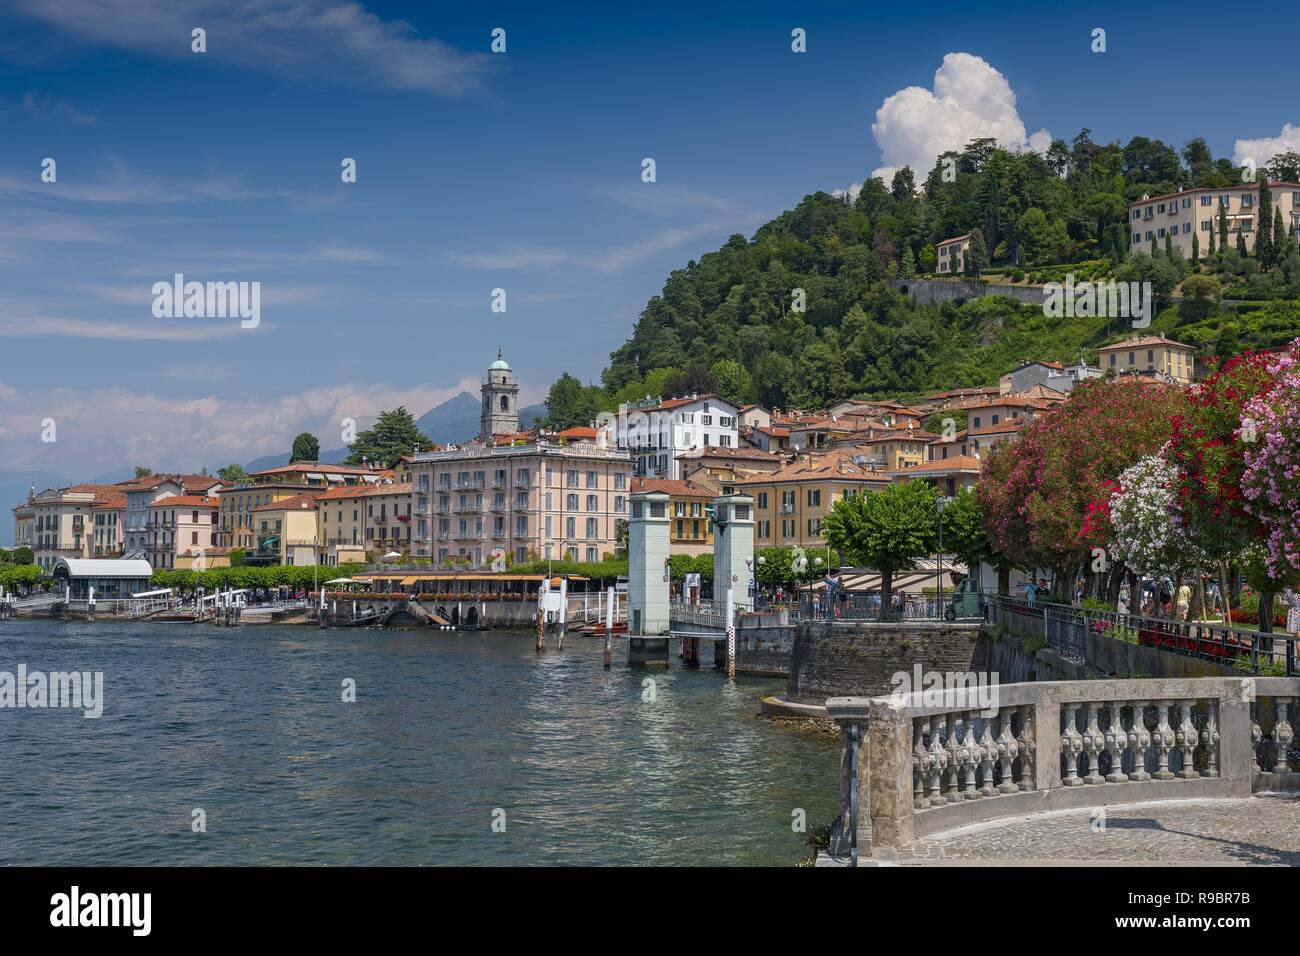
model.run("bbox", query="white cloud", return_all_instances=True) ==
[1233,123,1300,170]
[16,0,492,96]
[866,52,1051,186]
[0,377,505,474]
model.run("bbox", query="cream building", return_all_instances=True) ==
[736,450,891,550]
[408,438,632,565]
[936,234,971,274]
[1096,335,1197,385]
[316,482,412,565]
[1129,181,1300,258]
[30,484,125,571]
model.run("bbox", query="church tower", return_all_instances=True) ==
[480,349,520,440]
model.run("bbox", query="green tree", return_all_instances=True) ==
[1218,202,1229,252]
[543,373,605,430]
[1191,229,1200,265]
[290,432,320,463]
[344,407,431,467]
[940,486,1010,593]
[12,546,34,566]
[1256,176,1274,268]
[965,228,988,277]
[133,466,151,479]
[823,480,939,615]
[218,464,250,484]
[709,358,752,405]
[1179,274,1221,322]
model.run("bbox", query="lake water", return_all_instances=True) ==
[0,620,838,866]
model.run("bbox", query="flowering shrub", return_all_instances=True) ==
[1240,340,1300,579]
[1108,453,1206,578]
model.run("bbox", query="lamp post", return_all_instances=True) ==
[936,495,950,619]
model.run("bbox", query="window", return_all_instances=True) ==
[807,489,821,507]
[586,517,598,539]
[757,492,768,509]
[567,493,578,510]
[1201,195,1212,206]
[586,470,597,489]
[586,494,598,512]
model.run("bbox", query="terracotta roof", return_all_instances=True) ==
[1097,335,1194,351]
[676,446,783,461]
[937,234,971,246]
[557,426,600,440]
[734,451,891,485]
[250,462,381,477]
[631,477,717,497]
[889,455,983,475]
[251,493,320,512]
[315,482,412,501]
[148,495,219,508]
[93,494,127,510]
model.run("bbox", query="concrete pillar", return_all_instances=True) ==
[712,494,755,615]
[628,490,671,667]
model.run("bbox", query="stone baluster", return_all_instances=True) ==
[912,718,929,809]
[1174,701,1200,779]
[962,711,980,799]
[1275,698,1294,774]
[928,713,949,805]
[1104,702,1128,783]
[946,712,965,796]
[1128,700,1151,782]
[978,717,998,797]
[1082,703,1106,785]
[1251,702,1262,775]
[996,707,1020,794]
[1152,700,1176,780]
[1016,704,1036,791]
[1199,703,1220,778]
[1061,703,1084,786]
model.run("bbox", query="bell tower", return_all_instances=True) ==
[480,349,520,440]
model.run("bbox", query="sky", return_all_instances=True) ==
[2,0,1300,485]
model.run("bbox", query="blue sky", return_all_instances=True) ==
[2,0,1299,481]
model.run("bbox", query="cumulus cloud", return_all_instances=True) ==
[865,52,1051,188]
[0,376,533,474]
[1233,123,1300,170]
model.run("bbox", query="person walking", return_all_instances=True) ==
[1025,578,1037,606]
[1175,581,1192,622]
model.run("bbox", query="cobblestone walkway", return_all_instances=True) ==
[868,795,1300,865]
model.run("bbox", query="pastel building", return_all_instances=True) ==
[1128,182,1300,258]
[614,393,740,480]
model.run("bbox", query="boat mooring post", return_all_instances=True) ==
[603,586,614,669]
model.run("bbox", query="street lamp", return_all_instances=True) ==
[936,495,951,618]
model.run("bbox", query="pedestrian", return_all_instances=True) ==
[1117,583,1130,616]
[1025,578,1037,606]
[1175,581,1191,622]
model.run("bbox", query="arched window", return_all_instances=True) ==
[500,395,509,412]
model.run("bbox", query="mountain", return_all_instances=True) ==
[240,446,351,474]
[415,392,547,445]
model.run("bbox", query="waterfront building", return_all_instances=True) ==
[92,493,126,557]
[51,557,154,599]
[631,476,719,556]
[122,474,222,558]
[216,462,382,550]
[407,436,631,565]
[246,494,322,566]
[614,393,739,480]
[480,350,520,440]
[1096,334,1197,385]
[11,491,35,553]
[736,450,891,551]
[147,495,220,570]
[315,482,412,565]
[1128,181,1300,259]
[30,484,127,571]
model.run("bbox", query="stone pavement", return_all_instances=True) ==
[820,795,1300,866]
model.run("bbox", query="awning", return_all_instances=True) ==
[400,576,417,585]
[306,472,325,481]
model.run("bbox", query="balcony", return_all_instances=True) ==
[435,531,452,540]
[513,501,530,511]
[373,514,388,525]
[780,504,795,515]
[456,478,485,490]
[455,501,482,513]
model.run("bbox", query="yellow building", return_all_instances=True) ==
[217,462,383,550]
[247,494,322,566]
[631,476,719,556]
[736,450,891,550]
[1096,335,1196,385]
[315,482,412,565]
[851,428,932,470]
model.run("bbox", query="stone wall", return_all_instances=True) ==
[892,278,1045,308]
[735,625,797,676]
[787,621,986,704]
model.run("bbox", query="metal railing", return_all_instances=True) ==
[991,595,1296,676]
[795,590,982,623]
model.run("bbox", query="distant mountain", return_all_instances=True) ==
[415,391,548,446]
[240,446,351,474]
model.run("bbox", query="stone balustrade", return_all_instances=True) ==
[827,676,1300,857]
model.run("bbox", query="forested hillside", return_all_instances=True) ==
[540,134,1300,425]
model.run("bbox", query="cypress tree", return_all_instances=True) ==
[1237,231,1248,257]
[1275,207,1287,260]
[1192,229,1200,264]
[1164,232,1174,258]
[1150,237,1159,257]
[1256,177,1273,267]
[1218,202,1229,253]
[1208,226,1216,256]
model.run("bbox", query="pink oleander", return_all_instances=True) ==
[1240,340,1300,580]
